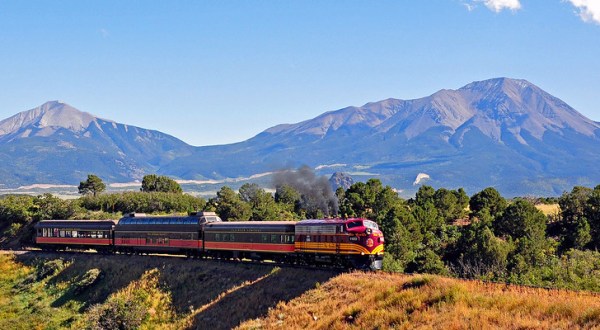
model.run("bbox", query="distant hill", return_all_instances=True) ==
[1,78,599,196]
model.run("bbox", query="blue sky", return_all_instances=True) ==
[1,0,599,146]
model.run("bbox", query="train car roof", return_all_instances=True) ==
[296,219,348,226]
[206,221,297,226]
[117,212,222,226]
[296,218,372,225]
[204,221,296,232]
[34,220,117,229]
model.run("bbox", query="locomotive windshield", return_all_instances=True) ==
[347,221,362,229]
[364,220,379,230]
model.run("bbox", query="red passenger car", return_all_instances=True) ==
[113,212,221,255]
[35,220,117,252]
[203,221,296,261]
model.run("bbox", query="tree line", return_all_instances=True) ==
[2,174,600,291]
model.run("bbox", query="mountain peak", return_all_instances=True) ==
[0,101,105,136]
[459,77,534,93]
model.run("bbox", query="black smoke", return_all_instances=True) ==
[272,165,338,217]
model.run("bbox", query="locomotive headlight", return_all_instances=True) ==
[366,238,374,248]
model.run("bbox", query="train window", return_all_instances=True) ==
[364,221,379,230]
[230,234,235,241]
[223,234,230,241]
[306,235,311,242]
[72,231,78,238]
[347,221,362,229]
[261,234,269,243]
[291,235,295,243]
[215,233,221,241]
[271,235,277,243]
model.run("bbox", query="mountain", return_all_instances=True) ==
[159,78,600,196]
[1,78,599,196]
[0,101,193,186]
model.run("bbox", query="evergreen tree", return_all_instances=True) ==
[140,175,182,194]
[78,174,106,197]
[469,187,507,219]
[212,186,251,221]
[586,185,600,248]
[558,186,593,250]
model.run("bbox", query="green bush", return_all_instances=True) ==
[36,259,67,280]
[74,268,103,295]
[85,296,147,330]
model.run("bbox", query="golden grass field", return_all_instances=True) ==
[238,272,600,330]
[535,203,560,216]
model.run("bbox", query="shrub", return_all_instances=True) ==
[74,268,103,295]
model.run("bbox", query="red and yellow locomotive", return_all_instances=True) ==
[295,218,384,269]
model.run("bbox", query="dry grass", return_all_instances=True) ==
[536,203,560,216]
[238,272,600,330]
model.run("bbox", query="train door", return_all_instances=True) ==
[335,225,342,254]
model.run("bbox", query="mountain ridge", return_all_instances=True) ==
[1,77,599,196]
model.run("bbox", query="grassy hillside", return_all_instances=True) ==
[0,252,338,329]
[238,272,600,329]
[2,252,600,329]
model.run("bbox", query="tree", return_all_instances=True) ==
[78,174,106,197]
[558,186,594,250]
[496,199,550,270]
[469,187,507,219]
[34,193,75,220]
[140,175,182,194]
[239,183,279,221]
[586,185,600,248]
[414,185,435,207]
[495,199,546,240]
[212,186,251,221]
[452,210,512,279]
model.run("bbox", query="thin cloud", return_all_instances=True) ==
[463,0,522,12]
[567,0,600,24]
[99,28,110,38]
[482,0,522,12]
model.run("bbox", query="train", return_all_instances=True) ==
[34,212,385,270]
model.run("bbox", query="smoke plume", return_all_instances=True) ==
[272,165,338,217]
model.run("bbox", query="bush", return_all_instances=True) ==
[79,269,175,330]
[36,259,67,280]
[74,268,103,295]
[85,296,147,330]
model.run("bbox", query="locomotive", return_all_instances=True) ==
[34,212,384,270]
